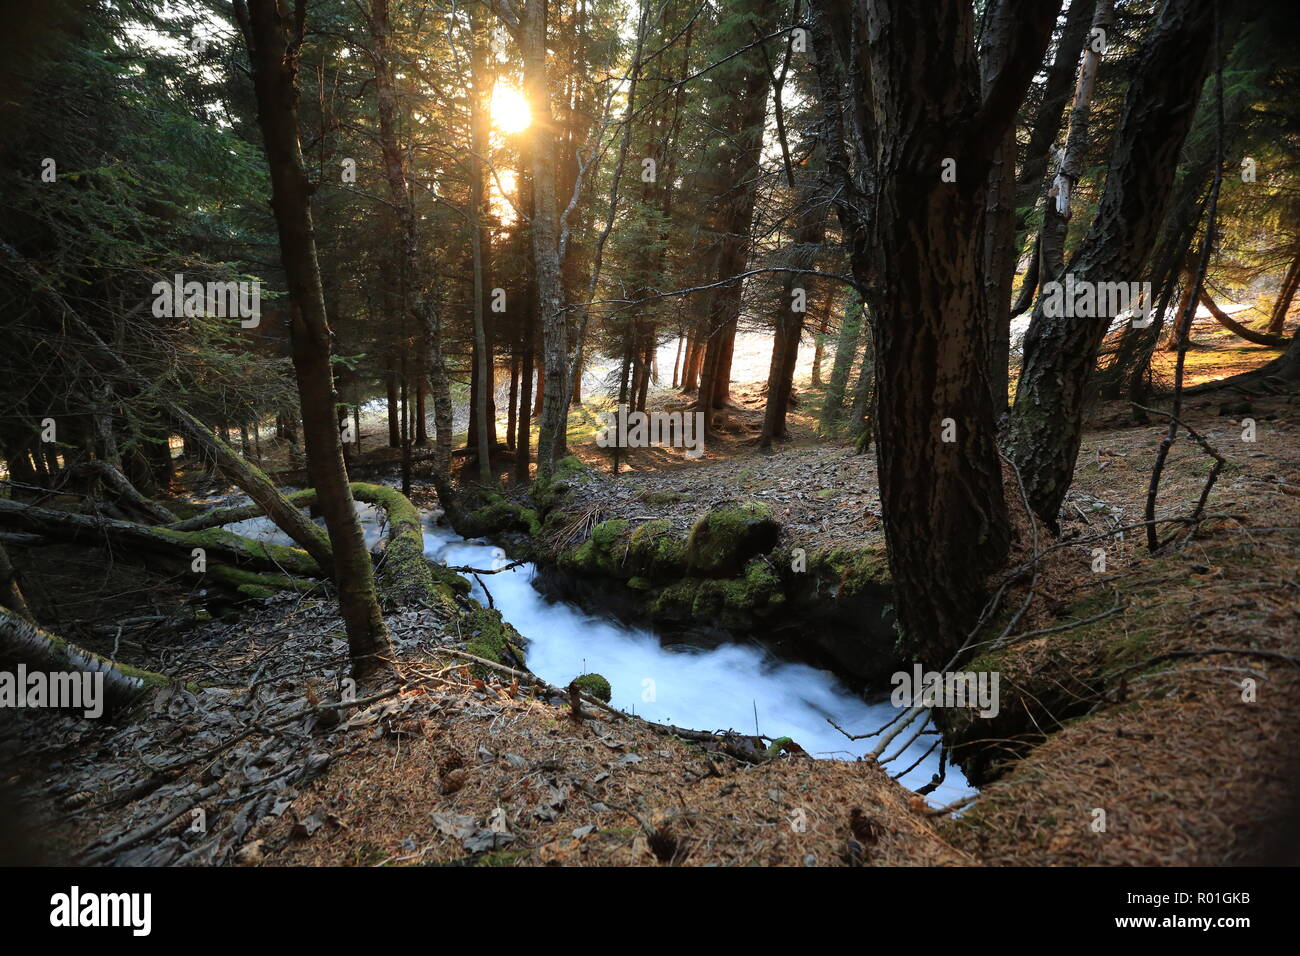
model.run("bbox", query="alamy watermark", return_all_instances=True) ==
[152,273,261,328]
[891,664,1000,718]
[1041,273,1152,327]
[596,404,705,459]
[50,886,151,936]
[0,665,104,718]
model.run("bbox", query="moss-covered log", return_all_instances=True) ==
[0,604,169,713]
[167,483,458,609]
[347,483,458,610]
[166,488,318,532]
[0,498,321,577]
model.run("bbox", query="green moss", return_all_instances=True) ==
[154,525,321,577]
[685,502,779,577]
[463,607,528,673]
[650,558,784,629]
[207,564,319,598]
[349,483,458,611]
[463,490,542,538]
[765,736,795,758]
[553,455,588,481]
[560,519,631,576]
[571,672,612,703]
[627,519,688,578]
[808,544,892,596]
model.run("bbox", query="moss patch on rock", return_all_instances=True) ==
[627,519,688,578]
[560,519,630,576]
[460,491,542,539]
[650,558,785,630]
[685,502,779,577]
[462,606,528,673]
[806,543,892,597]
[571,672,612,703]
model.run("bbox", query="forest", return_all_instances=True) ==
[0,0,1298,882]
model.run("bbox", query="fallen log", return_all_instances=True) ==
[0,604,168,713]
[73,460,177,525]
[164,484,457,609]
[166,488,318,533]
[0,498,321,577]
[0,238,334,574]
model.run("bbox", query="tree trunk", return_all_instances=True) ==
[762,174,827,447]
[1010,0,1098,255]
[809,0,1055,665]
[0,541,33,621]
[385,360,401,448]
[0,497,320,576]
[234,0,391,678]
[1268,245,1300,334]
[1008,0,1216,525]
[820,300,863,432]
[506,0,568,477]
[1199,289,1290,347]
[0,605,162,713]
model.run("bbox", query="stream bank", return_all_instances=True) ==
[442,464,906,688]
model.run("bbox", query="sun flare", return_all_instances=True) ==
[490,85,531,134]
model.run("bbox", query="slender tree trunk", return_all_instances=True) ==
[385,359,400,448]
[820,300,863,432]
[762,175,827,446]
[234,0,391,679]
[1268,245,1300,334]
[503,0,568,477]
[1199,289,1290,347]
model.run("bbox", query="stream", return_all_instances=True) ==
[228,503,974,807]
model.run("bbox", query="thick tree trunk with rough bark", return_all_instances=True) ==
[1008,0,1215,526]
[234,0,391,679]
[809,0,1055,665]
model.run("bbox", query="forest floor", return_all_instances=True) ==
[4,323,1298,866]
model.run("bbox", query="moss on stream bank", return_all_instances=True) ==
[537,503,901,682]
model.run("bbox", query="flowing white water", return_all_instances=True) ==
[420,523,974,807]
[226,504,973,806]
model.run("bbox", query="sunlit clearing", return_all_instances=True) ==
[491,85,531,134]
